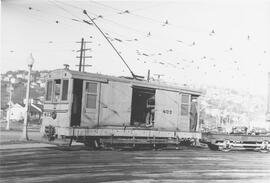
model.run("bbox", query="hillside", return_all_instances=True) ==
[1,70,48,108]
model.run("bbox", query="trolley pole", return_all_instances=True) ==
[22,54,35,140]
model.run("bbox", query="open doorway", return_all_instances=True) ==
[131,87,155,126]
[71,79,83,126]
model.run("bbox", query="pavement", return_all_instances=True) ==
[1,146,270,183]
[0,130,43,144]
[0,121,42,145]
[0,143,56,150]
[1,127,270,182]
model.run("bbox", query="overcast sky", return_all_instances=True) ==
[1,0,270,95]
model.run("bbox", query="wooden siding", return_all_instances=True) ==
[99,81,132,126]
[43,69,202,132]
[155,90,179,130]
[43,103,70,127]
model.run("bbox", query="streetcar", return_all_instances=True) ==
[41,67,202,149]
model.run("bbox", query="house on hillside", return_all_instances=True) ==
[3,76,10,82]
[16,73,26,80]
[39,72,48,79]
[6,100,43,122]
[6,103,25,121]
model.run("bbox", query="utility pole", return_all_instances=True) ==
[6,81,13,130]
[22,53,34,140]
[78,38,84,72]
[76,37,92,72]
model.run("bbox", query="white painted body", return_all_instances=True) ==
[41,69,202,140]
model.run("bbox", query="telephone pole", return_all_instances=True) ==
[76,37,92,72]
[78,38,84,72]
[6,81,13,130]
[22,53,34,141]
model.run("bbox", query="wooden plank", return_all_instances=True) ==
[202,133,270,144]
[99,81,132,126]
[100,137,178,145]
[155,90,179,130]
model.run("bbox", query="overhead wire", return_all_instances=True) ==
[87,0,209,33]
[48,0,85,21]
[81,1,220,65]
[10,1,267,80]
[50,1,198,55]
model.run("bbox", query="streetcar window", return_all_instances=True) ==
[61,80,69,101]
[86,82,97,109]
[181,94,189,104]
[181,94,189,116]
[46,80,53,101]
[53,79,61,102]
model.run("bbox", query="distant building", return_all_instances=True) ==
[16,73,26,79]
[6,103,25,121]
[10,77,18,84]
[6,100,43,122]
[3,76,9,82]
[39,72,48,79]
[7,74,13,78]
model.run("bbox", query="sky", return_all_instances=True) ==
[1,0,270,96]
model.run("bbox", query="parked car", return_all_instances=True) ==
[249,127,268,136]
[230,126,248,135]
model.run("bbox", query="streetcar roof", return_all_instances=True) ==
[47,69,202,96]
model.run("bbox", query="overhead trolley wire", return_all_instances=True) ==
[48,0,85,21]
[87,0,209,33]
[17,1,266,79]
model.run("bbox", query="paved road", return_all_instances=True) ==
[0,131,42,144]
[1,146,270,183]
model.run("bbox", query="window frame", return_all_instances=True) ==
[53,79,62,103]
[181,94,190,116]
[61,79,69,101]
[45,80,53,101]
[85,82,98,109]
[45,79,69,103]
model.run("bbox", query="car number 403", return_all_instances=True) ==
[163,110,172,114]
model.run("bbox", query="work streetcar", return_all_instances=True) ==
[41,68,202,149]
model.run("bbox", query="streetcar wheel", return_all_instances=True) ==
[84,138,100,149]
[208,143,219,151]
